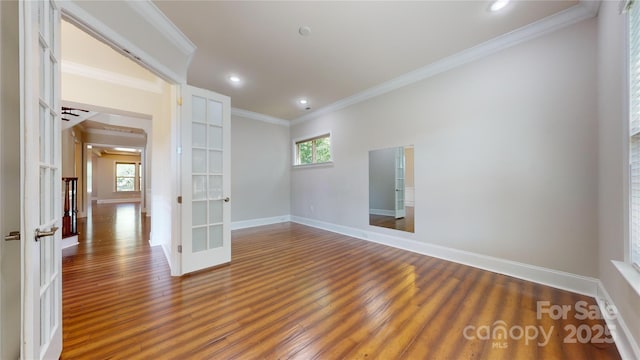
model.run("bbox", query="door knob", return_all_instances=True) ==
[224,197,230,203]
[35,226,58,241]
[4,231,20,241]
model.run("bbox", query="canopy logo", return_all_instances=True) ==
[462,300,615,349]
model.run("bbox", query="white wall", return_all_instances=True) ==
[0,0,20,358]
[231,115,290,221]
[291,18,598,277]
[597,1,640,349]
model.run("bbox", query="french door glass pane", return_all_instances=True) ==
[208,175,222,199]
[192,149,206,173]
[192,175,206,200]
[40,168,46,223]
[49,58,56,105]
[50,168,56,221]
[40,239,47,287]
[209,225,223,248]
[50,110,57,163]
[208,126,222,149]
[209,200,223,223]
[192,201,206,226]
[192,123,206,148]
[40,44,45,99]
[207,100,222,126]
[192,227,207,252]
[209,151,222,173]
[40,105,46,161]
[50,279,57,333]
[40,294,47,346]
[192,96,206,123]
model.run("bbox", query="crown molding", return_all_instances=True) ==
[60,0,189,83]
[292,0,601,125]
[83,127,147,139]
[127,1,197,57]
[231,107,290,127]
[62,60,164,94]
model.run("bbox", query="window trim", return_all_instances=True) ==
[629,0,640,273]
[292,132,333,167]
[115,161,139,192]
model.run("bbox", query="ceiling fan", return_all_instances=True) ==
[61,106,88,121]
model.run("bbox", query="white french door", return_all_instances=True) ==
[19,0,62,359]
[180,85,231,274]
[394,147,406,219]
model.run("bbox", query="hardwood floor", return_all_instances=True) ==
[62,203,620,359]
[369,206,415,232]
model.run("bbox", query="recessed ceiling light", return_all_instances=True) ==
[298,26,312,37]
[299,99,308,105]
[229,75,241,83]
[490,0,510,12]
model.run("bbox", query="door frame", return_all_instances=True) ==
[14,1,194,356]
[57,3,191,277]
[394,147,406,219]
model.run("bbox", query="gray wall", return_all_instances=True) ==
[369,147,395,213]
[231,115,290,222]
[0,1,20,358]
[597,1,640,347]
[291,18,598,277]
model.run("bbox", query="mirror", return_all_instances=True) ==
[369,146,414,233]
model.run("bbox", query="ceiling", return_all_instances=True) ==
[153,0,578,121]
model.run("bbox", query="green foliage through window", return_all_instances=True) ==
[296,134,331,165]
[116,163,136,192]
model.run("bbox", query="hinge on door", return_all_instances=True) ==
[178,245,182,253]
[177,196,182,204]
[177,97,183,106]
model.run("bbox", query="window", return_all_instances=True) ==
[115,162,137,192]
[629,0,640,270]
[295,133,332,165]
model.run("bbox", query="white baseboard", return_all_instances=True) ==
[97,198,142,204]
[289,215,599,297]
[231,215,292,230]
[369,209,395,217]
[61,235,79,249]
[596,282,640,360]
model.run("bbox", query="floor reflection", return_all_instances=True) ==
[369,206,414,232]
[68,201,149,256]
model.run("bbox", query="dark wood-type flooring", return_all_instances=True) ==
[61,203,620,359]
